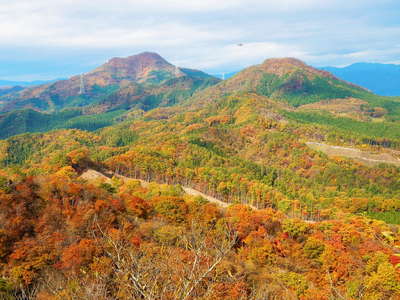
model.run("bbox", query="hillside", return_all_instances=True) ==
[0,108,126,139]
[2,59,400,220]
[0,168,398,299]
[323,62,400,96]
[306,142,400,167]
[0,52,219,139]
[0,56,399,299]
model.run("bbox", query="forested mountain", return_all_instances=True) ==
[191,58,398,108]
[323,62,400,96]
[0,52,218,113]
[0,56,399,299]
[0,52,219,139]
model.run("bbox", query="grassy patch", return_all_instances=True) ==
[284,111,400,141]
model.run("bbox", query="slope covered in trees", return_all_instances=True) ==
[0,167,398,299]
[1,91,399,224]
[0,56,399,299]
[0,109,127,139]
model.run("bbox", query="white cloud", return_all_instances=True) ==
[174,42,307,71]
[0,0,399,79]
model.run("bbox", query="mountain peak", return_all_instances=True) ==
[106,52,171,68]
[263,57,307,66]
[322,62,400,96]
[191,57,370,107]
[259,57,334,79]
[92,52,175,81]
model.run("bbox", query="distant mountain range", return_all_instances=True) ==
[0,86,24,97]
[2,54,400,140]
[321,62,400,96]
[0,79,56,87]
[2,61,399,98]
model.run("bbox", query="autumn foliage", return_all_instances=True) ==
[0,172,398,299]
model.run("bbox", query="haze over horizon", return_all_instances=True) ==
[1,0,399,80]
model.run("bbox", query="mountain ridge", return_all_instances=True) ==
[2,55,400,143]
[0,79,56,87]
[322,62,400,96]
[0,52,219,113]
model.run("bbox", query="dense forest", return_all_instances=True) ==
[0,169,398,299]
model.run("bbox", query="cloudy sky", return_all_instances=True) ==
[1,0,399,80]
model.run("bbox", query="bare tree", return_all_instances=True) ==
[100,222,237,299]
[178,223,237,300]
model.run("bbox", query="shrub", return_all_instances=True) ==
[303,237,325,259]
[364,262,400,299]
[0,278,13,300]
[153,196,188,223]
[99,182,117,194]
[282,219,309,240]
[279,271,309,296]
[153,225,183,245]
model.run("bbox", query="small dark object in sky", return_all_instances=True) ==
[237,43,243,46]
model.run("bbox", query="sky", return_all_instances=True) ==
[0,0,399,80]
